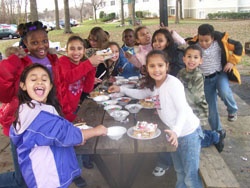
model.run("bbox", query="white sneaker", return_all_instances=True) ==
[152,166,169,177]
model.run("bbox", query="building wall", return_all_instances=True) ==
[238,0,250,12]
[96,0,250,19]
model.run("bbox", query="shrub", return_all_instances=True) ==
[136,11,144,18]
[207,12,250,20]
[100,12,116,22]
[99,11,105,19]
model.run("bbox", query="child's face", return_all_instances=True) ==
[152,33,168,50]
[24,30,49,59]
[20,67,52,103]
[110,44,119,62]
[123,31,135,47]
[146,54,168,87]
[183,49,202,71]
[136,28,151,45]
[88,35,98,48]
[198,34,214,49]
[67,40,85,64]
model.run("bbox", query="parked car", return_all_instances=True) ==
[41,21,56,31]
[0,28,20,39]
[70,19,78,27]
[59,20,65,27]
[57,19,78,28]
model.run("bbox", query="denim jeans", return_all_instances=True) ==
[76,154,91,169]
[201,129,219,147]
[171,127,203,188]
[0,140,27,188]
[204,72,238,131]
[157,129,218,169]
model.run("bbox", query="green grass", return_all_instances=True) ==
[1,18,249,69]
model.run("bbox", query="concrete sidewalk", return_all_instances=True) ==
[1,83,250,188]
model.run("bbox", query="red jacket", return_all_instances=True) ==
[0,54,60,136]
[57,56,96,122]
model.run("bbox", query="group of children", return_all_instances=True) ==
[0,20,244,188]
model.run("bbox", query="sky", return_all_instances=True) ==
[36,0,91,12]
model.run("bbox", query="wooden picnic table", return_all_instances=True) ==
[75,98,176,188]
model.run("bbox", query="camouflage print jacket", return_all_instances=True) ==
[177,67,208,122]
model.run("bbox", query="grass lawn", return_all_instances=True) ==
[1,18,249,70]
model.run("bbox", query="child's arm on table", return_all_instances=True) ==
[81,125,107,141]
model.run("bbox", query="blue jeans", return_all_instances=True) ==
[171,127,203,188]
[157,129,218,169]
[201,129,219,147]
[0,140,27,188]
[76,154,91,169]
[204,72,238,131]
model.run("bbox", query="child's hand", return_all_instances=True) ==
[89,54,104,67]
[94,77,102,84]
[108,85,120,93]
[124,51,133,59]
[5,47,26,58]
[164,129,178,148]
[17,48,26,58]
[223,62,234,72]
[160,22,171,32]
[94,125,107,136]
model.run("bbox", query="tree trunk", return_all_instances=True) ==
[64,0,72,33]
[80,0,84,23]
[120,0,124,26]
[0,0,7,23]
[128,0,135,26]
[30,0,38,21]
[175,0,179,24]
[54,0,60,29]
[131,0,135,26]
[94,6,97,23]
[180,0,183,19]
[25,0,28,22]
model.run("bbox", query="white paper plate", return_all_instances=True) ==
[127,127,161,140]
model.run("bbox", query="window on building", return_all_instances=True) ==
[111,0,115,6]
[170,8,175,16]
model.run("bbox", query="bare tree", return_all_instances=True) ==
[0,0,7,23]
[64,0,72,33]
[74,0,84,23]
[16,0,23,23]
[0,0,20,23]
[54,0,60,29]
[120,0,124,26]
[30,0,38,21]
[24,0,28,22]
[91,0,103,23]
[180,0,183,19]
[128,0,136,26]
[175,0,179,24]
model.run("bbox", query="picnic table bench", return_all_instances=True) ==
[200,146,240,188]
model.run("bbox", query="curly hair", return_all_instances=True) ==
[23,21,47,39]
